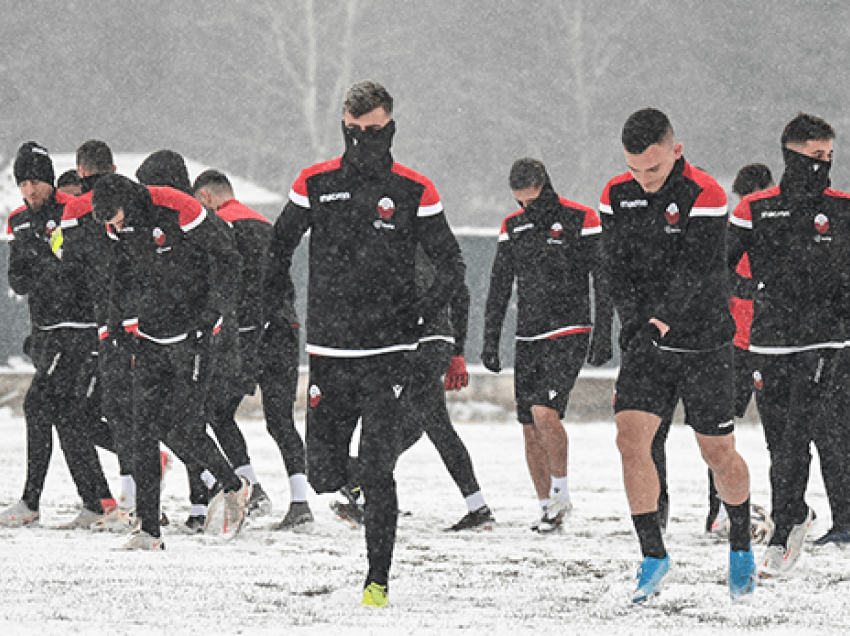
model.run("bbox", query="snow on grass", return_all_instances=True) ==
[0,412,848,635]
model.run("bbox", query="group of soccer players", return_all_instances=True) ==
[3,78,849,607]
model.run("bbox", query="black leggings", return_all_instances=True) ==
[401,341,480,498]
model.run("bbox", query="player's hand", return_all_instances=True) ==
[481,347,501,374]
[444,356,469,391]
[628,322,661,358]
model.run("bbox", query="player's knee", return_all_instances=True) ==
[700,441,739,475]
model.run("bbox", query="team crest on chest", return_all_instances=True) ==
[664,203,682,234]
[550,222,563,239]
[815,213,829,234]
[308,384,322,408]
[377,197,395,220]
[45,219,58,236]
[153,227,166,246]
[665,203,680,225]
[547,222,564,245]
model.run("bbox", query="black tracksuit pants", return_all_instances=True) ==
[755,350,850,545]
[22,328,113,512]
[98,339,135,477]
[259,324,307,477]
[306,352,410,588]
[132,337,242,536]
[186,323,307,506]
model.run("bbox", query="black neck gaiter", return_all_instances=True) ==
[521,179,560,220]
[780,146,831,198]
[342,119,396,177]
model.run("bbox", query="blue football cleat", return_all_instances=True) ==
[632,554,671,603]
[729,548,757,601]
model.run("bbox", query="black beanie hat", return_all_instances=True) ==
[13,141,55,186]
[135,149,192,194]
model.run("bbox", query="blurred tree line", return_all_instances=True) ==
[2,0,850,230]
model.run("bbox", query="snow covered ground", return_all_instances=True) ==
[0,406,848,635]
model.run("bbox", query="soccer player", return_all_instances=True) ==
[728,114,850,575]
[482,158,611,533]
[135,151,275,531]
[91,174,252,549]
[599,108,755,602]
[271,80,464,607]
[193,168,314,531]
[1,142,117,529]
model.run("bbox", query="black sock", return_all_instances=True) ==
[84,501,104,514]
[365,570,388,589]
[224,475,244,493]
[726,497,752,552]
[632,512,666,559]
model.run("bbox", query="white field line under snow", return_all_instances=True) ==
[0,408,848,635]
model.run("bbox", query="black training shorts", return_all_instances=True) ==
[514,333,589,424]
[616,342,735,436]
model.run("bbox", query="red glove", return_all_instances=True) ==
[444,356,469,391]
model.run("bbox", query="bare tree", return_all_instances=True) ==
[546,0,650,203]
[240,0,366,162]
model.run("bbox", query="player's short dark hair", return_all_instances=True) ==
[76,140,114,174]
[621,108,674,155]
[343,81,393,119]
[732,163,774,197]
[509,158,548,191]
[192,169,233,196]
[781,113,835,147]
[91,173,151,223]
[57,169,81,189]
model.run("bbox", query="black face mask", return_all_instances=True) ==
[518,179,559,215]
[781,146,832,196]
[342,119,395,174]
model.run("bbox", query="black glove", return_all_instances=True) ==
[627,322,661,359]
[481,344,501,374]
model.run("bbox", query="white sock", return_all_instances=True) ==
[539,498,551,512]
[201,470,216,490]
[235,464,258,485]
[465,491,486,512]
[289,473,309,502]
[550,475,570,501]
[120,475,136,508]
[189,504,207,516]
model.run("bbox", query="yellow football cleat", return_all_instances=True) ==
[361,582,388,608]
